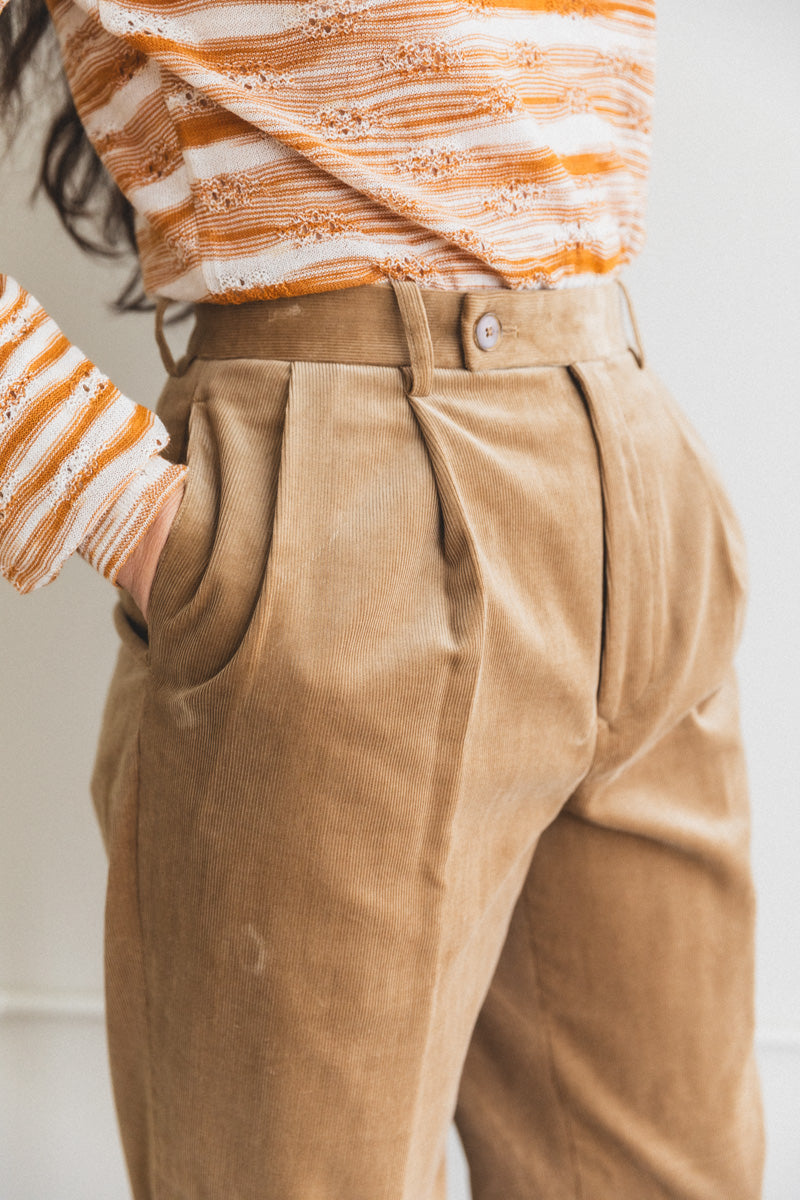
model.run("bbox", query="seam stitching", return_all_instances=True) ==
[132,688,161,1199]
[523,891,585,1200]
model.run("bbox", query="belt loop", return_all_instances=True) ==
[389,279,434,398]
[617,279,646,370]
[155,295,184,377]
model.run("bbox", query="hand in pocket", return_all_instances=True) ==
[116,479,187,622]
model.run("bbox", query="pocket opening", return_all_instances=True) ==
[146,397,218,650]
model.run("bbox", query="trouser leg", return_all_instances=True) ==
[455,355,765,1199]
[455,662,764,1199]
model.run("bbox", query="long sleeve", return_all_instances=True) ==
[0,273,187,594]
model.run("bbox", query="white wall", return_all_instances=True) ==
[1,2,798,1196]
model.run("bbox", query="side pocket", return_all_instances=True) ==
[648,367,749,648]
[145,397,214,634]
[145,358,292,689]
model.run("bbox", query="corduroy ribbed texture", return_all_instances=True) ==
[90,278,764,1200]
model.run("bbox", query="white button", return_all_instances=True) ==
[474,311,502,351]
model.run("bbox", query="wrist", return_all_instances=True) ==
[116,483,184,597]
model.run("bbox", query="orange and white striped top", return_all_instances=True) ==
[0,0,656,593]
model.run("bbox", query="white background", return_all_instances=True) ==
[1,1,798,1196]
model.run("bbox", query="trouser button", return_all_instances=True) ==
[474,311,502,350]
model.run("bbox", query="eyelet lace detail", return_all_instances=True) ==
[50,444,98,502]
[0,367,36,434]
[374,256,444,287]
[1,363,107,437]
[402,144,472,183]
[302,1,366,40]
[214,269,296,300]
[470,85,525,119]
[194,172,262,213]
[0,296,39,344]
[481,179,551,218]
[221,63,296,94]
[443,227,496,265]
[141,138,182,183]
[562,86,593,115]
[285,209,358,245]
[67,366,108,411]
[113,43,148,84]
[162,75,216,113]
[595,48,655,82]
[508,41,547,70]
[545,0,605,17]
[316,106,382,140]
[371,186,426,221]
[509,271,555,290]
[621,102,653,136]
[379,41,467,77]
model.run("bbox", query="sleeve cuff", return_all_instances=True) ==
[77,453,188,586]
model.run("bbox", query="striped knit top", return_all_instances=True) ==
[0,0,656,594]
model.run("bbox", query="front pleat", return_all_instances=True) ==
[246,359,487,732]
[568,358,656,723]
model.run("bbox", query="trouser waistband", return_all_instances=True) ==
[154,277,646,395]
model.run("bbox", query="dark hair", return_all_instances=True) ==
[0,0,190,324]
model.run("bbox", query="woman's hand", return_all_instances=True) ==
[116,481,185,621]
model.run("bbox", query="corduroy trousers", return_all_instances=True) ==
[92,277,765,1200]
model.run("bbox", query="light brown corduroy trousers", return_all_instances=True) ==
[92,277,765,1200]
